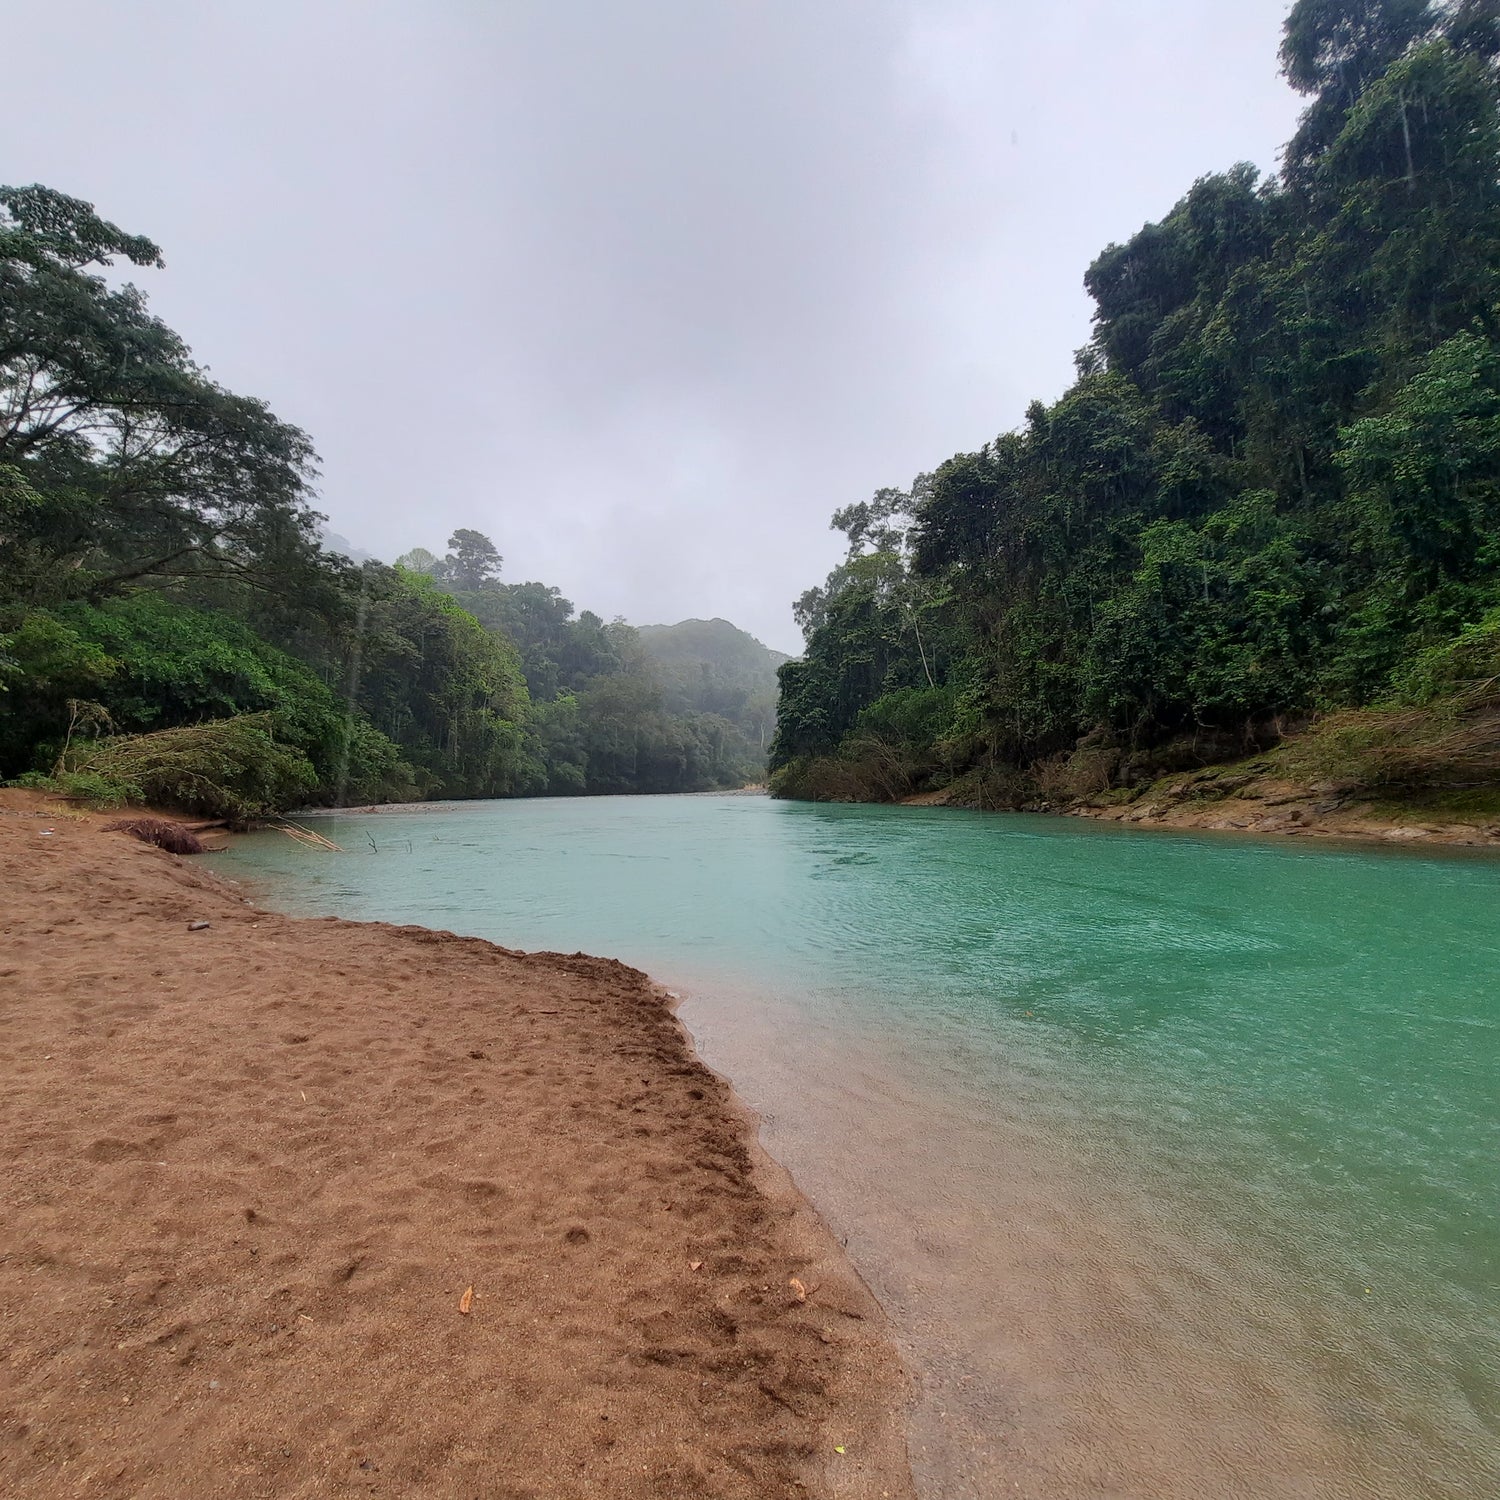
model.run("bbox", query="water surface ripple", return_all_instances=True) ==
[222,796,1500,1499]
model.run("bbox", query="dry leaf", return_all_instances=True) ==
[689,1260,703,1271]
[459,1285,474,1315]
[789,1277,807,1303]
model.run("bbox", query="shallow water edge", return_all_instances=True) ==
[221,794,1500,1499]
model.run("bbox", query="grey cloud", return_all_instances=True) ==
[6,2,1301,652]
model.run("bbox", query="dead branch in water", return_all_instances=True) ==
[271,820,344,852]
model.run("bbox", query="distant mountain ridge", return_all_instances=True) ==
[636,618,788,756]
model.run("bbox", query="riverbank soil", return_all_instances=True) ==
[1065,762,1500,845]
[0,793,910,1499]
[906,759,1500,847]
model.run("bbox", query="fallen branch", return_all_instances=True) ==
[271,819,343,853]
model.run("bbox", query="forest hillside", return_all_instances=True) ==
[637,619,787,757]
[770,0,1500,826]
[0,192,769,816]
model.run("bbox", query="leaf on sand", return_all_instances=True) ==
[789,1277,808,1303]
[459,1285,474,1315]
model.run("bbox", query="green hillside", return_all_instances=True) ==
[771,1,1500,814]
[637,618,787,760]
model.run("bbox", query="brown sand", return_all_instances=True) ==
[0,795,911,1499]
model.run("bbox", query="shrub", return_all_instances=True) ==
[67,713,319,821]
[1278,684,1500,792]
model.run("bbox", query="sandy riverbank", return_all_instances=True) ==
[0,793,911,1499]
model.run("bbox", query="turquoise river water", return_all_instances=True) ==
[220,794,1500,1500]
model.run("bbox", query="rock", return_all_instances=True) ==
[188,920,211,932]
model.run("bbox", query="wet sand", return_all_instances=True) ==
[0,795,911,1499]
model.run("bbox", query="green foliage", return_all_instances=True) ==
[0,612,116,701]
[1336,330,1500,585]
[1280,0,1442,176]
[5,184,758,810]
[0,184,330,608]
[0,184,527,811]
[0,593,417,806]
[391,546,440,574]
[775,8,1500,806]
[455,580,622,702]
[636,618,786,764]
[401,537,777,794]
[1388,606,1500,701]
[440,529,503,591]
[352,566,538,798]
[63,714,321,821]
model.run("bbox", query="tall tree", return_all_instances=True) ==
[441,528,503,591]
[1281,0,1440,177]
[0,184,326,607]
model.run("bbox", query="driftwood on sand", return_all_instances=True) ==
[102,816,207,856]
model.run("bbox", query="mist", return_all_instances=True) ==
[6,1,1302,652]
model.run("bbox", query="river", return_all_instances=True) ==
[220,794,1500,1499]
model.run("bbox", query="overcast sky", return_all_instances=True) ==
[7,2,1302,653]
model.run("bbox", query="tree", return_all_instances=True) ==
[1280,0,1439,177]
[393,546,441,575]
[0,184,327,607]
[1337,329,1500,588]
[441,528,502,591]
[774,3,1500,804]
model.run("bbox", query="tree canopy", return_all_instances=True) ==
[1,185,329,609]
[0,192,772,810]
[772,2,1500,806]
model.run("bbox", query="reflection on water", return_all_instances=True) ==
[221,795,1500,1499]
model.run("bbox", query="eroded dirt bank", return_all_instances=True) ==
[0,795,911,1499]
[905,768,1500,848]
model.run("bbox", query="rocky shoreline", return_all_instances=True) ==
[905,769,1500,849]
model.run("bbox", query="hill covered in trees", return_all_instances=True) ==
[771,0,1500,817]
[392,543,778,795]
[636,619,787,755]
[0,187,770,815]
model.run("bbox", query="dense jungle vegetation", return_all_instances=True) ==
[0,186,778,816]
[772,0,1500,809]
[391,538,781,796]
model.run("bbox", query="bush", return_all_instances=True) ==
[67,713,319,821]
[1278,685,1500,792]
[1390,608,1500,706]
[0,596,419,803]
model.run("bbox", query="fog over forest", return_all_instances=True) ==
[5,1,1300,653]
